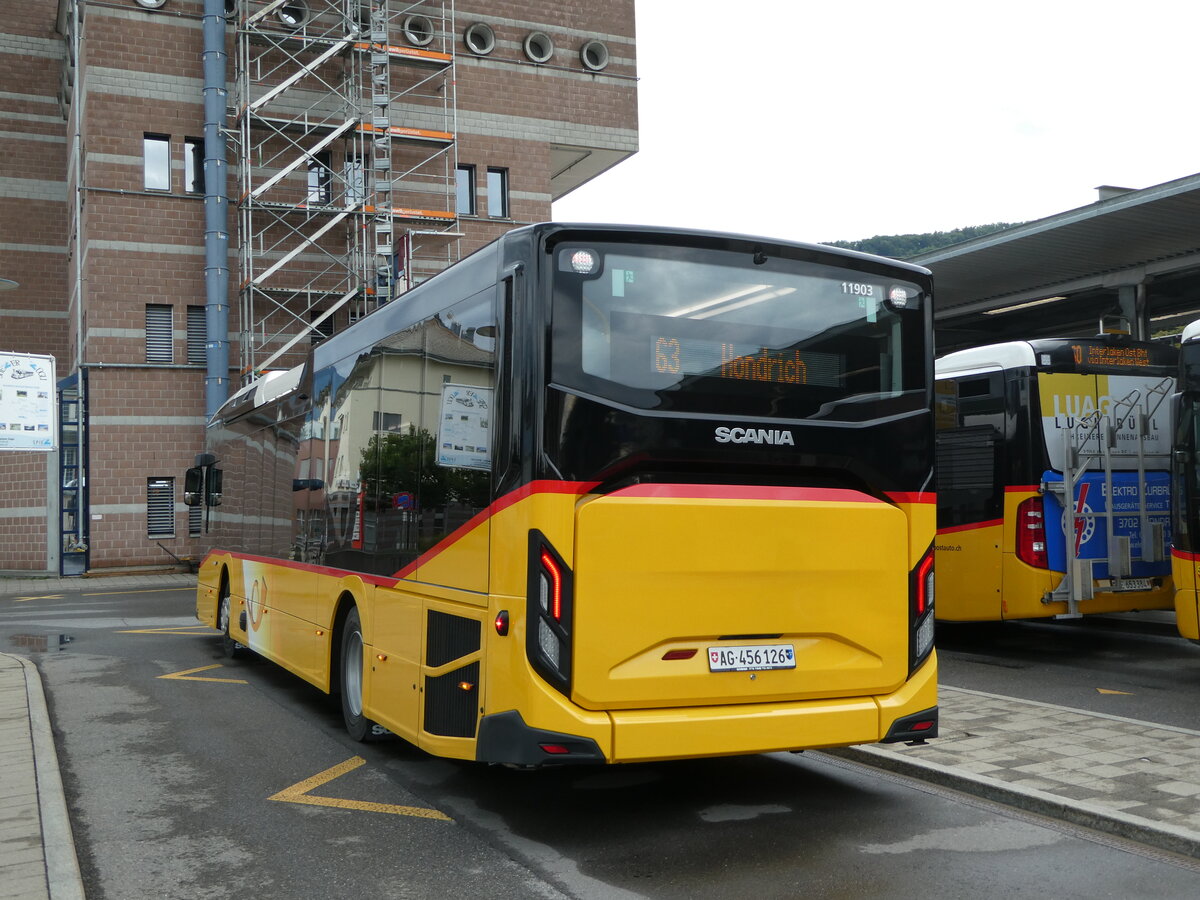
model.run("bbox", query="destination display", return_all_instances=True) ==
[651,334,843,386]
[608,311,849,390]
[1033,339,1176,374]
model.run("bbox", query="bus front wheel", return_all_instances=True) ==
[217,580,246,659]
[340,607,370,741]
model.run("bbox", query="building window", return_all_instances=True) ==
[307,152,332,204]
[147,478,175,537]
[146,304,173,363]
[310,310,335,344]
[455,164,475,215]
[184,137,205,194]
[487,167,509,218]
[186,305,206,364]
[373,411,402,433]
[144,134,170,191]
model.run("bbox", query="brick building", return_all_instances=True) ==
[0,0,637,574]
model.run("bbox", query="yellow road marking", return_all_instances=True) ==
[13,594,65,602]
[158,664,248,684]
[269,756,451,821]
[1097,688,1134,695]
[83,588,195,597]
[118,625,217,635]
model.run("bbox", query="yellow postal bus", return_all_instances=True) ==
[935,333,1175,622]
[188,224,938,765]
[1171,319,1200,641]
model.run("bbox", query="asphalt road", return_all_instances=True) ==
[5,585,1200,898]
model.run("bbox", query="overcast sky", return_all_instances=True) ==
[553,0,1200,245]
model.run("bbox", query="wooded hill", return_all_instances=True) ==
[825,223,1022,259]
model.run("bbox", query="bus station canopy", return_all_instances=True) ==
[911,173,1200,352]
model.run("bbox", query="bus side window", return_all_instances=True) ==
[935,374,1005,525]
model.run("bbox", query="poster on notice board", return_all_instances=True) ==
[0,352,56,451]
[437,383,492,470]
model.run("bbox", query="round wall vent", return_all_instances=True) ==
[135,0,168,8]
[277,1,309,29]
[403,14,435,47]
[523,31,554,64]
[579,40,609,72]
[464,22,496,56]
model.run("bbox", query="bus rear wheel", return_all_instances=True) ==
[340,607,371,741]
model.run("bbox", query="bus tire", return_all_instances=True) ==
[217,578,247,659]
[340,607,371,741]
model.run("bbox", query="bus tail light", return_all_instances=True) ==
[1016,497,1049,568]
[909,547,935,673]
[527,531,573,696]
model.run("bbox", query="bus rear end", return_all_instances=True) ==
[1173,322,1200,641]
[1020,339,1174,619]
[478,227,937,765]
[936,336,1176,622]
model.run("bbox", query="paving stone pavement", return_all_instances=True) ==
[841,684,1200,857]
[0,653,83,900]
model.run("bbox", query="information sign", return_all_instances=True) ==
[0,352,56,451]
[437,383,492,470]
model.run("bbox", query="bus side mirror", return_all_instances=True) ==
[184,467,203,507]
[207,468,223,507]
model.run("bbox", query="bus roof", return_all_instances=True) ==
[936,341,1037,377]
[937,334,1176,378]
[1183,319,1200,345]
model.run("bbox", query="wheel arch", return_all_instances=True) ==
[328,590,360,696]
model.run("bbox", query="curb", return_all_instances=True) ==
[825,744,1200,860]
[16,656,85,900]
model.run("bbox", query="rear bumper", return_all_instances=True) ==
[477,653,938,766]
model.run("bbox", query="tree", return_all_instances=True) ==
[358,426,488,510]
[824,222,1024,259]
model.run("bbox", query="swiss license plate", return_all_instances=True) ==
[708,644,795,672]
[1110,577,1152,592]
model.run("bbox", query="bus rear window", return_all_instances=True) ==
[550,242,927,421]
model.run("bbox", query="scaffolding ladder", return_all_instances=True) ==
[232,0,460,379]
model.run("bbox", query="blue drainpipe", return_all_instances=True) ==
[201,0,230,418]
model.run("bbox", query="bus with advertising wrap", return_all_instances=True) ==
[1171,319,1200,641]
[935,330,1176,622]
[187,223,938,766]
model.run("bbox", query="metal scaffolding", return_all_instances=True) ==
[233,1,460,378]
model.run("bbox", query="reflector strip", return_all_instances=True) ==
[662,649,698,660]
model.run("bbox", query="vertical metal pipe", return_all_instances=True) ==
[202,0,230,417]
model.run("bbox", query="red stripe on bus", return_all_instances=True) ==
[1172,548,1200,562]
[219,551,399,586]
[938,518,1004,535]
[886,491,936,505]
[1004,485,1041,493]
[610,484,883,503]
[391,480,600,579]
